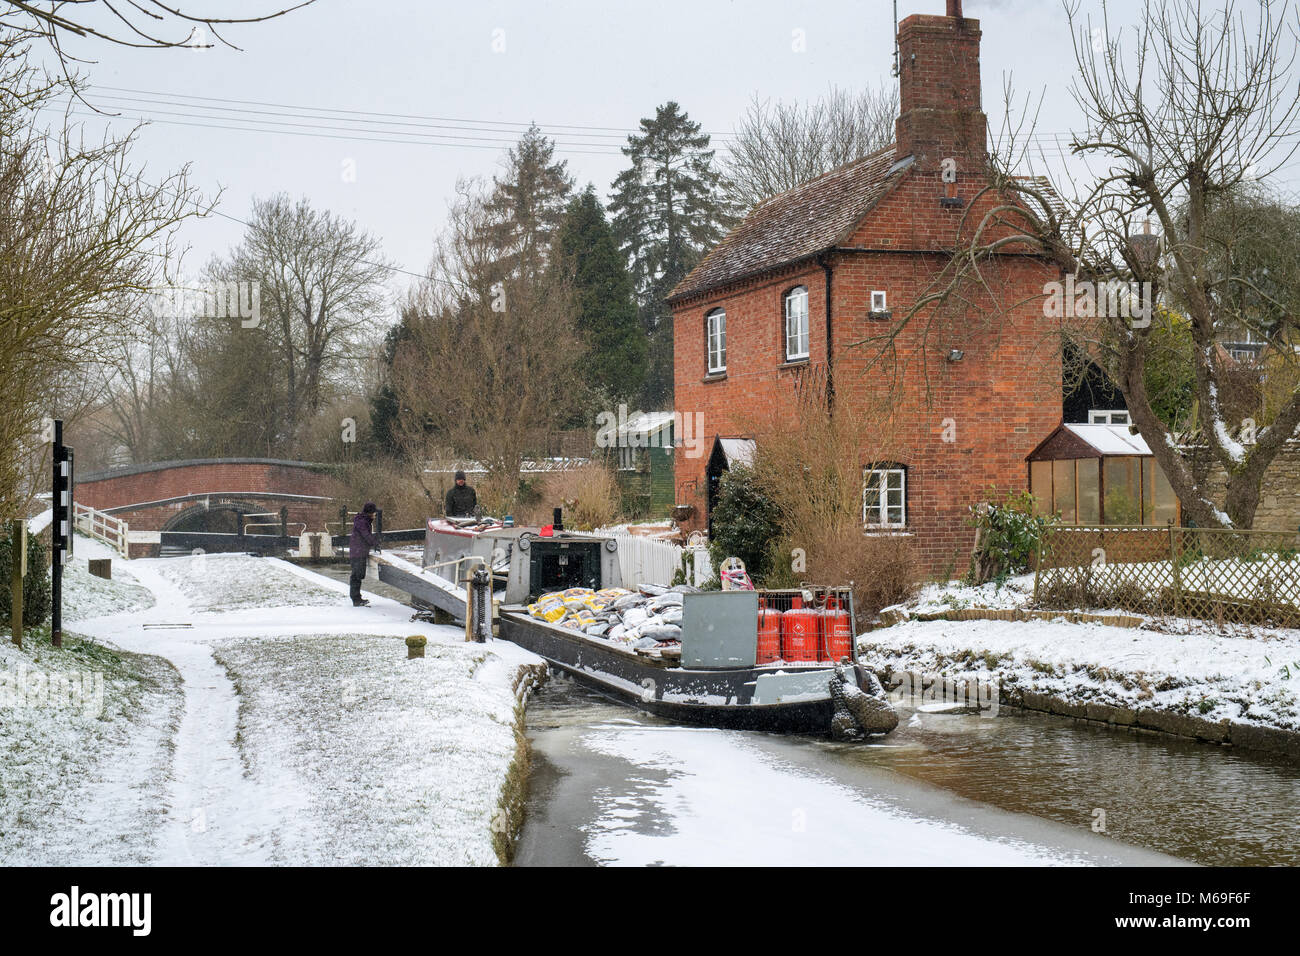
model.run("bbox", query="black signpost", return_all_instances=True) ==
[50,419,72,649]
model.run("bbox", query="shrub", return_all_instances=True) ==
[842,532,919,620]
[766,528,918,620]
[968,488,1058,584]
[330,460,437,530]
[539,463,621,531]
[708,465,780,583]
[0,527,51,628]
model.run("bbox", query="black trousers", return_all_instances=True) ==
[349,553,368,604]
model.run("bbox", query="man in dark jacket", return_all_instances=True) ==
[349,502,380,607]
[445,471,477,517]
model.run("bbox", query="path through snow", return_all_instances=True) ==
[68,543,541,865]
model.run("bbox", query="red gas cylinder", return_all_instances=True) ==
[756,601,782,664]
[819,597,853,663]
[781,597,819,662]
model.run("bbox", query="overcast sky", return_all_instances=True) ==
[29,0,1293,320]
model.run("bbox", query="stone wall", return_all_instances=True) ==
[1199,442,1300,533]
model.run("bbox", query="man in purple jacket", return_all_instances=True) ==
[349,502,381,607]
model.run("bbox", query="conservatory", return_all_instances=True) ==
[1027,423,1180,526]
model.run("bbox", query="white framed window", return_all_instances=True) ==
[1088,409,1130,425]
[871,290,888,314]
[863,466,907,528]
[706,308,727,374]
[784,286,809,361]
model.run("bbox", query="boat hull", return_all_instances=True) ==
[498,611,846,734]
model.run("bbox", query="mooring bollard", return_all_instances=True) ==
[405,635,426,659]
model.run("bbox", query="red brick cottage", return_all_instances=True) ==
[668,1,1065,576]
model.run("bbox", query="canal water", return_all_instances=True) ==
[515,675,1300,867]
[293,562,1299,866]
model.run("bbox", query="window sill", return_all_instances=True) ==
[702,372,727,383]
[778,358,810,370]
[863,527,912,537]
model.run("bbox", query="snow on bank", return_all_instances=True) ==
[214,632,530,865]
[901,574,1037,617]
[0,631,182,865]
[58,547,544,865]
[146,552,340,612]
[860,617,1300,731]
[62,549,154,622]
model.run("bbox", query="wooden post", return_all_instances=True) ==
[10,519,25,648]
[1168,521,1183,616]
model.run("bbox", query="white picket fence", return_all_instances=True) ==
[73,502,129,557]
[611,532,713,588]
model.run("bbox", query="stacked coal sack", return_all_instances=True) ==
[526,583,700,650]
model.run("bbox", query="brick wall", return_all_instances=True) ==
[670,4,1063,579]
[894,12,986,168]
[75,460,345,533]
[673,245,1060,578]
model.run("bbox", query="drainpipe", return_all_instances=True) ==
[818,253,835,414]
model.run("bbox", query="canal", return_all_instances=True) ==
[303,560,1299,866]
[515,675,1300,867]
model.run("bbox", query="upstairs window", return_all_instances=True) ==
[784,286,809,361]
[863,466,907,528]
[706,308,727,374]
[1088,410,1130,425]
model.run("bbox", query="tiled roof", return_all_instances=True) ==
[668,146,912,302]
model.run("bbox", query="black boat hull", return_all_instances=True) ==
[498,611,846,734]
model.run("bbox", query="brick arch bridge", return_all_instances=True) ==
[75,459,347,549]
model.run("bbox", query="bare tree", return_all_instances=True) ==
[1,1,315,73]
[390,179,584,508]
[724,85,898,213]
[0,36,206,516]
[214,194,391,454]
[866,0,1300,529]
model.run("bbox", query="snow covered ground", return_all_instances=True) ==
[62,556,155,621]
[146,552,340,612]
[212,633,532,865]
[861,617,1300,731]
[0,626,181,865]
[1,539,543,865]
[901,574,1037,616]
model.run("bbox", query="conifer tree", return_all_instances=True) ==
[484,124,575,281]
[609,102,733,406]
[557,186,647,406]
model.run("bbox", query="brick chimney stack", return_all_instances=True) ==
[895,3,987,171]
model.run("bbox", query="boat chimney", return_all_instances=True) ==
[552,507,564,532]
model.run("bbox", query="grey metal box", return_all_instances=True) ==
[681,591,758,669]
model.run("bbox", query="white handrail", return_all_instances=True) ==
[72,502,130,558]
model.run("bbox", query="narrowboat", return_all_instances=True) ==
[375,523,896,736]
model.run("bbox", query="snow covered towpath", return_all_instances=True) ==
[68,543,544,865]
